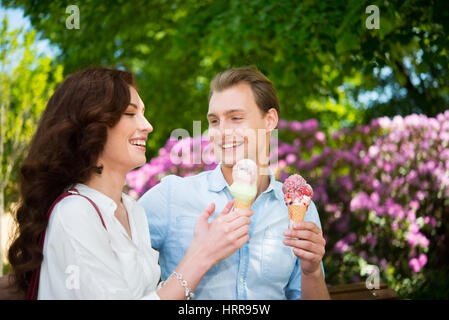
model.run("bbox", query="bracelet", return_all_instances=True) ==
[157,271,195,300]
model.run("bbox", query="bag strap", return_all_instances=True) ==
[27,188,107,300]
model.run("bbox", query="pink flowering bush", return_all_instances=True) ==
[125,135,217,198]
[126,111,449,298]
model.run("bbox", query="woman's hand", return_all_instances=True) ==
[283,221,326,276]
[157,201,253,300]
[193,200,253,266]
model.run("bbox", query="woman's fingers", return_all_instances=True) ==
[197,203,215,221]
[234,233,250,248]
[223,208,254,223]
[229,223,250,240]
[218,200,235,217]
[224,213,252,230]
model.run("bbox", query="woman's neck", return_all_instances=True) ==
[84,165,126,206]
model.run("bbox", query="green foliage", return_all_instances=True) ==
[2,262,11,275]
[3,0,448,157]
[0,16,63,211]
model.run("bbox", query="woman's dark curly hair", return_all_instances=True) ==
[7,67,137,295]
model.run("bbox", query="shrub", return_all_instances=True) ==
[126,111,449,299]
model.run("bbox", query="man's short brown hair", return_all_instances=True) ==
[209,66,280,116]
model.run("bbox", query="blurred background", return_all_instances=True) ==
[1,0,448,299]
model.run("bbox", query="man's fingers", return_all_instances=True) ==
[292,248,322,264]
[284,229,325,246]
[283,239,325,256]
[292,221,322,235]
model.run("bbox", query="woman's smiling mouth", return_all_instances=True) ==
[129,137,147,151]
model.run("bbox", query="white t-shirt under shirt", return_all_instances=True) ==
[38,183,161,299]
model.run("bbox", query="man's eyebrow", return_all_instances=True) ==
[207,108,245,118]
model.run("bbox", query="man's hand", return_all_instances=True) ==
[283,221,326,275]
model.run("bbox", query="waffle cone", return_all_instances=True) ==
[288,205,307,223]
[234,199,252,209]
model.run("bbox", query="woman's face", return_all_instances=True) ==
[99,86,153,173]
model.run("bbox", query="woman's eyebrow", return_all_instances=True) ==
[129,103,145,112]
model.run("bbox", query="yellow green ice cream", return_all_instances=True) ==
[229,181,257,203]
[229,159,258,207]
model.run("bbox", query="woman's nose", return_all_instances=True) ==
[140,115,153,133]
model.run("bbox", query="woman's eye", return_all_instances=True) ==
[210,120,218,124]
[232,117,242,121]
[124,113,136,117]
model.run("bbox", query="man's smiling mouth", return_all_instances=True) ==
[219,141,244,150]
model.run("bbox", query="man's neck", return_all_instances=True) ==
[221,163,271,199]
[84,165,126,206]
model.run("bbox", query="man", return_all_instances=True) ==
[139,67,329,299]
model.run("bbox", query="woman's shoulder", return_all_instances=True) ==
[50,193,105,230]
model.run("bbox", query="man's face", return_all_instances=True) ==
[207,82,276,169]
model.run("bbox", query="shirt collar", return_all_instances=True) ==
[207,163,284,201]
[207,163,228,192]
[71,183,133,218]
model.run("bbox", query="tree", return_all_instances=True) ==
[0,17,63,275]
[2,0,449,158]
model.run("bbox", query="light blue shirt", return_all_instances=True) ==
[138,164,324,300]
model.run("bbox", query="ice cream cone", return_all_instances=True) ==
[288,204,307,228]
[230,159,258,210]
[234,199,252,209]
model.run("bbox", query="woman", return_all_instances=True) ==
[5,68,252,299]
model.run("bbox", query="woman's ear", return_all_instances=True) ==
[265,108,279,132]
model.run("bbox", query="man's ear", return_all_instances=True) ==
[265,108,279,132]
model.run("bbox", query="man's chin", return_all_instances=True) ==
[219,154,247,167]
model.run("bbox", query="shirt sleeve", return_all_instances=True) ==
[137,176,173,251]
[284,200,325,300]
[42,198,160,300]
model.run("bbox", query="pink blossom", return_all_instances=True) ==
[315,131,326,143]
[409,258,421,273]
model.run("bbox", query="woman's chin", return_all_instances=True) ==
[130,157,147,170]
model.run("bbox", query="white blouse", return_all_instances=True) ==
[38,183,161,299]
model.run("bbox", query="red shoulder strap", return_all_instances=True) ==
[27,188,107,300]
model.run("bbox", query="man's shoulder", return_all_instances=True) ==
[138,169,214,202]
[159,169,213,186]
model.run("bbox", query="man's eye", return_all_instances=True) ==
[232,117,242,121]
[210,119,218,124]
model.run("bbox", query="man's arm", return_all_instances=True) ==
[284,221,330,299]
[300,262,330,300]
[138,176,173,251]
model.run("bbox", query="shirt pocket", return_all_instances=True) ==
[261,226,297,283]
[173,215,221,276]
